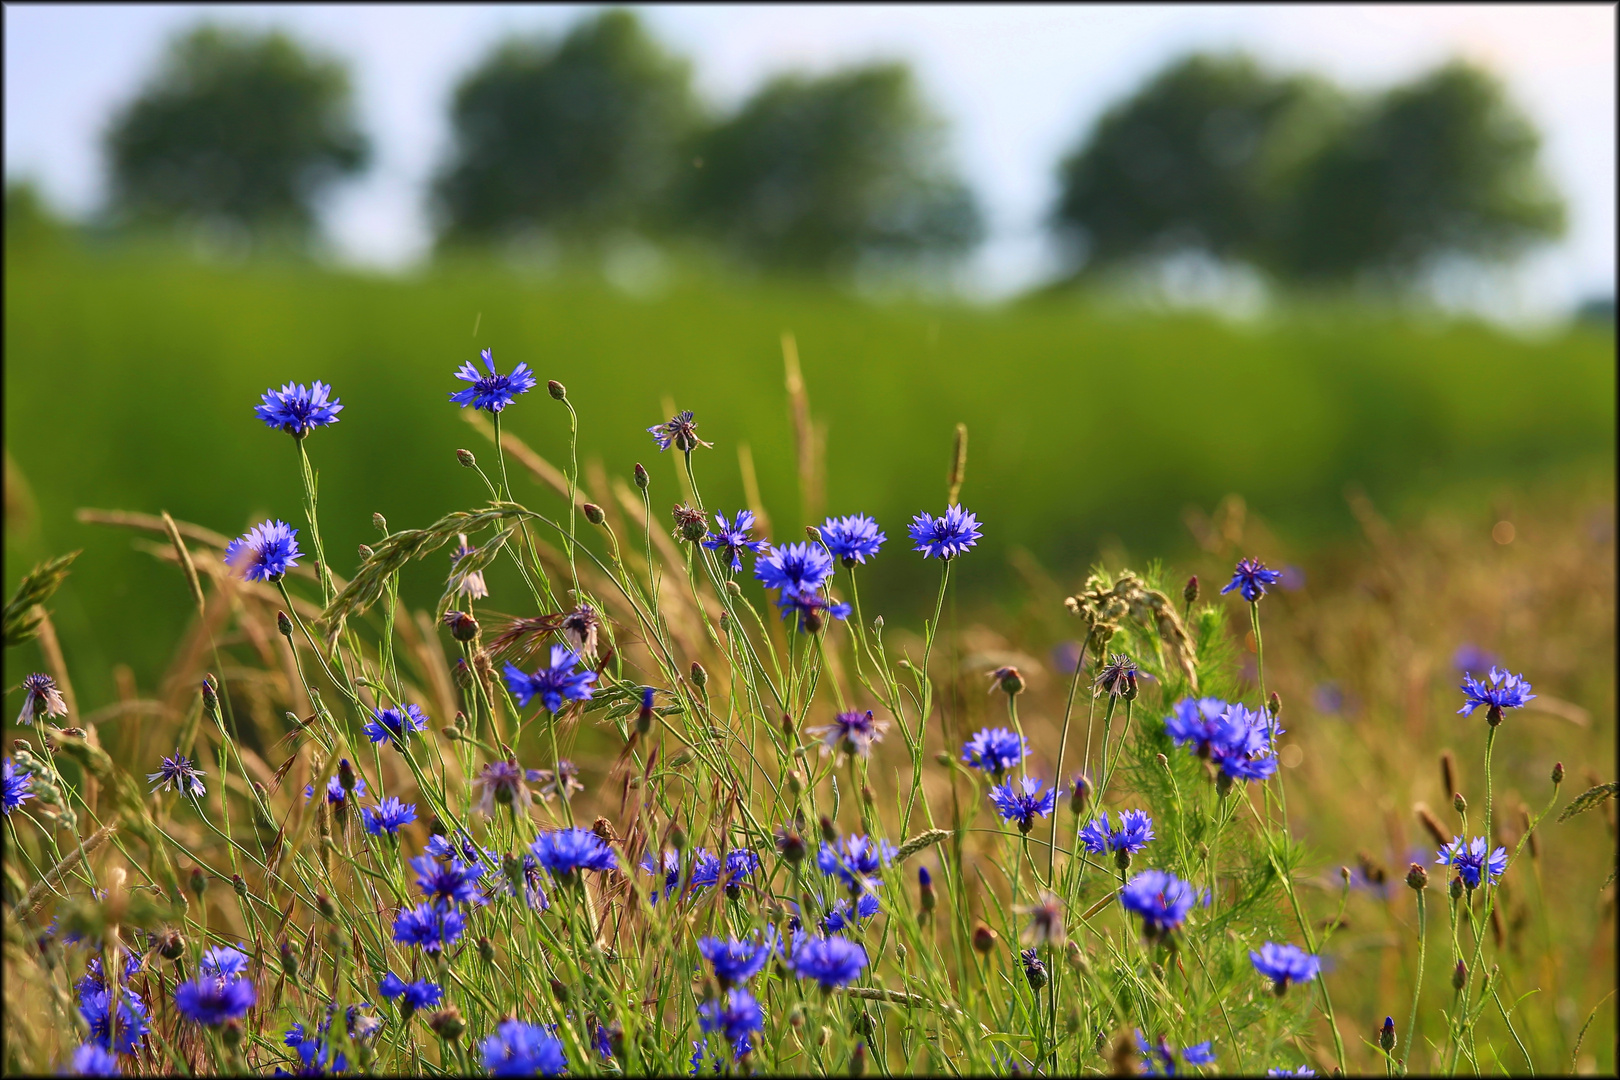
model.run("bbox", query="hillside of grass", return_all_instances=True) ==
[4,243,1614,704]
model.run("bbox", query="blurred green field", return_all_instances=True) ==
[3,241,1614,706]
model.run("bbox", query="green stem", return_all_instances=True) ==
[1403,889,1428,1075]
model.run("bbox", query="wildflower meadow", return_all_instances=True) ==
[3,343,1615,1078]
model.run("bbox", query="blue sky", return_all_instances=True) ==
[5,4,1613,311]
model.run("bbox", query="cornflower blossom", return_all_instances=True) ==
[1120,869,1198,938]
[504,645,597,712]
[499,853,551,912]
[1079,810,1157,859]
[988,776,1059,834]
[1267,1068,1318,1077]
[1094,653,1139,698]
[788,935,868,989]
[698,988,764,1046]
[1457,667,1535,724]
[224,520,301,582]
[392,904,466,953]
[69,1044,120,1076]
[531,827,618,881]
[754,542,835,596]
[530,760,584,802]
[361,797,417,837]
[820,513,886,565]
[691,848,761,893]
[378,972,443,1012]
[448,535,489,600]
[284,1026,349,1075]
[1210,705,1279,782]
[254,381,342,438]
[1222,557,1283,602]
[17,672,68,725]
[702,511,768,573]
[410,854,485,907]
[641,850,681,905]
[304,766,364,805]
[1137,1032,1216,1075]
[473,760,532,815]
[199,946,249,979]
[147,753,206,797]
[806,709,889,758]
[1164,697,1235,757]
[173,975,256,1026]
[908,505,982,559]
[816,835,897,891]
[450,348,537,413]
[647,410,712,452]
[78,986,149,1055]
[363,703,428,747]
[1437,836,1508,889]
[690,1036,752,1073]
[776,589,851,632]
[1249,942,1321,993]
[821,893,880,933]
[1016,890,1067,945]
[482,1019,568,1077]
[961,727,1029,777]
[5,757,36,814]
[698,936,772,987]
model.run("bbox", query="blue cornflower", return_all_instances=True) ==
[698,988,764,1046]
[450,348,538,413]
[255,381,342,438]
[1267,1068,1317,1077]
[641,850,681,905]
[908,505,982,560]
[692,848,761,893]
[362,797,417,837]
[1457,667,1535,724]
[378,972,442,1012]
[821,893,881,933]
[1120,869,1197,938]
[410,854,485,907]
[820,514,886,565]
[391,903,466,953]
[961,727,1029,776]
[364,703,429,747]
[776,590,852,631]
[18,671,68,725]
[147,753,206,798]
[199,946,249,980]
[698,935,772,987]
[531,827,618,881]
[496,852,552,912]
[482,1019,568,1077]
[304,765,364,804]
[69,1043,121,1076]
[816,835,897,890]
[4,757,36,814]
[79,986,148,1055]
[989,776,1059,834]
[1210,705,1278,783]
[647,410,711,453]
[754,542,835,595]
[703,511,768,573]
[789,935,868,989]
[1164,697,1235,756]
[283,1023,349,1075]
[1221,557,1283,602]
[1079,809,1156,857]
[1250,942,1321,993]
[504,645,597,713]
[472,760,533,816]
[173,975,256,1026]
[1136,1032,1216,1075]
[806,709,890,758]
[224,520,302,582]
[1437,836,1508,890]
[690,1035,751,1074]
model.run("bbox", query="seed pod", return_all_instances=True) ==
[201,675,219,714]
[547,380,567,400]
[634,463,649,489]
[276,611,293,639]
[583,503,605,526]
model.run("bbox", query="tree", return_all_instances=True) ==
[1051,53,1341,273]
[104,24,369,235]
[432,9,701,244]
[1273,62,1565,281]
[680,63,983,272]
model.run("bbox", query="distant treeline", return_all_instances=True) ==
[17,9,1566,282]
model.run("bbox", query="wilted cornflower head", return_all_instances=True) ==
[989,776,1059,833]
[648,409,712,452]
[806,709,889,758]
[1094,653,1139,698]
[147,753,206,798]
[816,835,897,890]
[1079,809,1156,856]
[304,765,364,805]
[703,510,768,573]
[392,903,466,953]
[255,381,342,438]
[364,703,429,747]
[820,513,886,565]
[754,542,835,595]
[1137,1032,1216,1075]
[503,645,597,713]
[473,759,532,816]
[199,946,249,980]
[1437,836,1508,889]
[1457,667,1535,722]
[788,935,868,989]
[908,504,982,559]
[69,1043,121,1076]
[78,985,149,1055]
[410,854,485,907]
[3,757,35,814]
[821,893,881,933]
[482,1019,568,1077]
[224,520,302,582]
[530,759,584,802]
[698,988,765,1046]
[1016,890,1067,945]
[449,534,489,600]
[1249,942,1321,991]
[361,797,417,837]
[698,935,772,987]
[1120,869,1198,937]
[1222,557,1283,602]
[961,727,1030,776]
[531,827,618,879]
[560,604,601,658]
[174,974,256,1026]
[17,672,68,725]
[450,348,538,413]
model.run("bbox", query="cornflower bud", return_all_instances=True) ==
[991,666,1025,696]
[1183,576,1199,605]
[1449,876,1464,901]
[280,939,300,981]
[358,543,375,561]
[232,873,247,898]
[918,867,936,916]
[156,928,186,961]
[850,1041,867,1077]
[188,865,208,899]
[1023,950,1049,993]
[786,769,803,796]
[1069,774,1093,817]
[1215,772,1234,798]
[1267,691,1281,717]
[549,977,569,1003]
[778,830,806,864]
[1551,761,1564,786]
[456,448,476,468]
[429,1006,465,1041]
[788,1004,804,1029]
[583,503,605,526]
[372,512,388,534]
[634,463,649,489]
[1452,792,1467,816]
[277,610,293,639]
[861,784,875,808]
[1065,940,1087,973]
[972,923,997,954]
[817,1026,831,1048]
[805,526,823,542]
[1379,1016,1396,1055]
[441,726,462,742]
[1405,863,1428,891]
[201,675,219,714]
[819,815,838,844]
[782,713,795,736]
[222,1018,244,1051]
[316,893,336,921]
[478,937,495,965]
[339,759,357,794]
[689,661,707,690]
[547,380,567,400]
[669,820,687,854]
[636,691,654,738]
[1452,959,1468,990]
[1115,848,1133,872]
